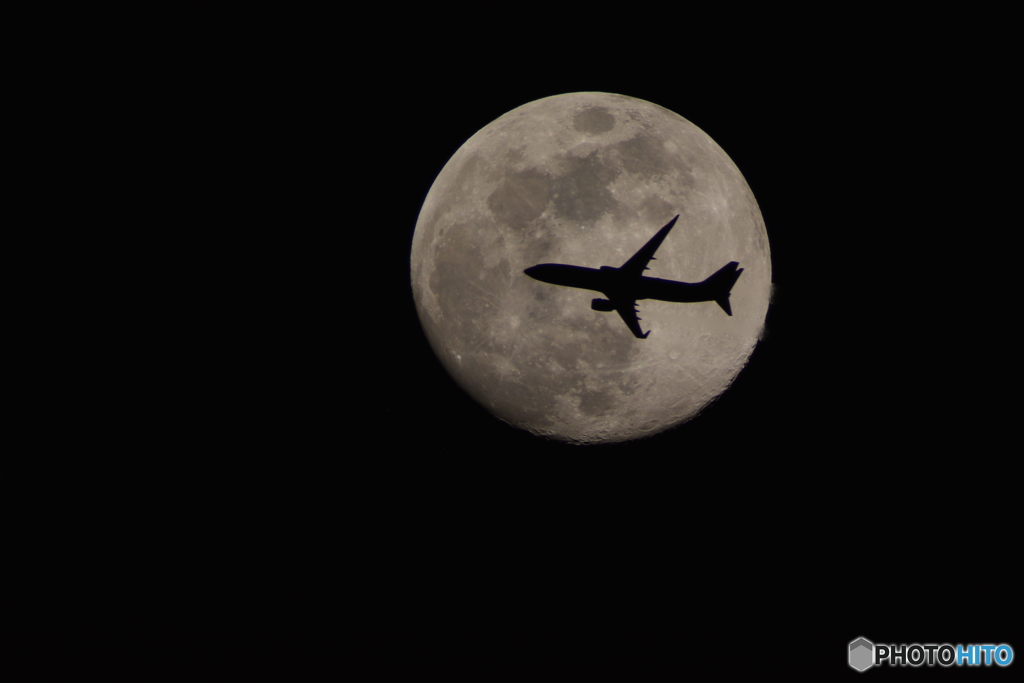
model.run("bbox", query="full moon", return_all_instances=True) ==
[411,93,770,444]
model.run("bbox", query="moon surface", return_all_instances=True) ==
[411,93,770,444]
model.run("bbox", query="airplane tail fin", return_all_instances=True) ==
[705,261,743,316]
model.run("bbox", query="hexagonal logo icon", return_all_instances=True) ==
[849,637,874,672]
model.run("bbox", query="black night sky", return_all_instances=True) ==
[11,23,1018,680]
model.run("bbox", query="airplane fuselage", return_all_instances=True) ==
[523,264,719,304]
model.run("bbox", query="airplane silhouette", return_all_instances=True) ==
[524,215,743,339]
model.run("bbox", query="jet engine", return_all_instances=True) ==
[591,298,615,312]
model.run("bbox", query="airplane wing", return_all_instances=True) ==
[614,300,650,339]
[619,215,679,278]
